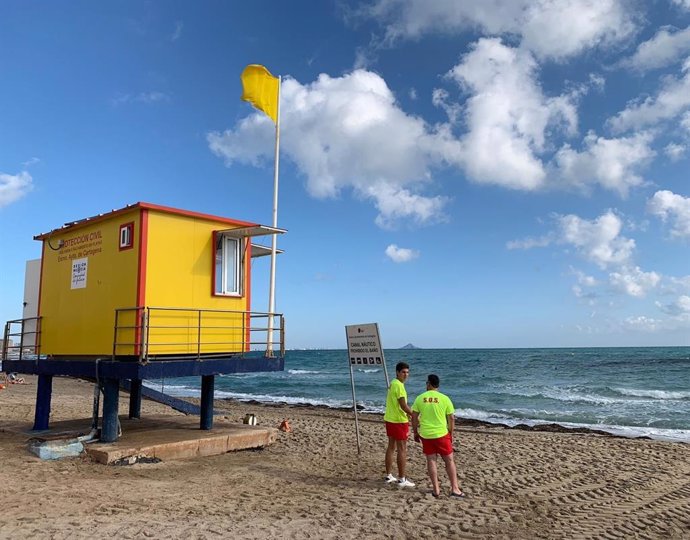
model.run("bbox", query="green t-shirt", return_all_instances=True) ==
[383,379,408,423]
[411,390,454,439]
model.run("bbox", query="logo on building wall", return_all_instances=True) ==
[71,258,88,289]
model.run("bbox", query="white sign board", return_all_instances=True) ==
[345,323,384,366]
[71,258,88,289]
[345,323,390,455]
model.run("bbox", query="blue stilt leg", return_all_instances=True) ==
[200,374,214,430]
[102,377,120,442]
[129,378,142,419]
[33,374,53,431]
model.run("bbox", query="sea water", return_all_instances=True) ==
[146,347,690,443]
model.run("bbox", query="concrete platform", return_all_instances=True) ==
[3,415,278,464]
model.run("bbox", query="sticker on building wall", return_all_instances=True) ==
[71,257,88,289]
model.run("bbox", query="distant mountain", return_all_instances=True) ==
[400,343,420,349]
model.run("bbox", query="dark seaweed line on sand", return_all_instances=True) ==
[213,397,652,441]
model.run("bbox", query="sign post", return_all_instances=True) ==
[345,323,389,455]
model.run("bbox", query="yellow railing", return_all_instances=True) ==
[2,317,42,361]
[112,306,285,361]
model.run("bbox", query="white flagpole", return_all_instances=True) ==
[266,76,281,357]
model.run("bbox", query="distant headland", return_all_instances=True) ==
[400,343,420,349]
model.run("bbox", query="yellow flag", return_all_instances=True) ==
[241,64,279,123]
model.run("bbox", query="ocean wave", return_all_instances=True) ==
[356,368,380,373]
[287,369,321,375]
[539,388,622,405]
[455,408,511,422]
[495,385,679,406]
[214,390,385,413]
[142,382,688,442]
[611,387,690,400]
[143,382,190,393]
[455,407,689,442]
[494,387,624,405]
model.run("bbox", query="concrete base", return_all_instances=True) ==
[5,415,278,465]
[29,438,85,460]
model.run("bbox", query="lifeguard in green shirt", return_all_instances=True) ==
[411,373,465,498]
[383,362,415,488]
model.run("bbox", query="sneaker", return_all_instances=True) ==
[384,473,397,483]
[397,477,415,488]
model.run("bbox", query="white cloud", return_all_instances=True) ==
[509,212,673,303]
[508,210,635,268]
[574,270,599,287]
[385,244,419,262]
[431,88,461,124]
[0,171,33,208]
[172,21,183,41]
[367,183,448,229]
[446,38,578,190]
[553,131,654,197]
[622,315,663,332]
[208,70,453,228]
[22,157,40,168]
[609,266,660,297]
[647,190,690,239]
[112,91,171,106]
[622,25,690,72]
[682,111,690,132]
[656,294,690,315]
[571,269,600,302]
[664,142,686,161]
[622,311,690,333]
[665,275,690,294]
[556,211,635,269]
[672,0,690,11]
[360,0,636,60]
[506,234,553,250]
[588,73,606,92]
[608,58,690,132]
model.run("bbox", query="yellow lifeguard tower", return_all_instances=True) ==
[2,202,286,441]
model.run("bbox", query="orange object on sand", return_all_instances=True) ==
[0,384,5,390]
[279,419,292,432]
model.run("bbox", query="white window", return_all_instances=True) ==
[119,223,134,250]
[214,235,243,296]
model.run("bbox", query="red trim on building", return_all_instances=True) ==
[134,209,149,355]
[138,202,257,228]
[34,202,258,240]
[211,230,218,297]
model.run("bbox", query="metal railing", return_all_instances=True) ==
[2,317,42,361]
[113,306,285,362]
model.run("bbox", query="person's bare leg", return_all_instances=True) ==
[441,453,462,494]
[396,439,407,478]
[426,455,440,495]
[385,437,396,476]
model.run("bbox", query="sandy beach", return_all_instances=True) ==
[0,376,688,539]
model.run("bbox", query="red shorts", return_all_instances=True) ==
[421,433,453,456]
[385,421,409,441]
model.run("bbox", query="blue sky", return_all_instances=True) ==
[1,1,689,348]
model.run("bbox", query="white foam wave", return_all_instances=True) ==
[507,387,651,406]
[455,408,690,443]
[356,369,380,373]
[287,369,320,375]
[540,388,622,405]
[455,408,503,421]
[613,387,690,400]
[143,382,199,398]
